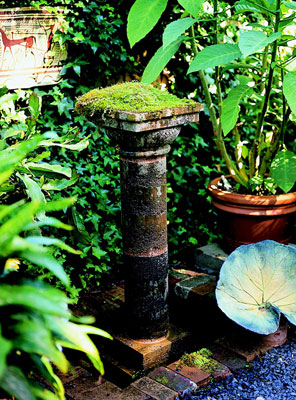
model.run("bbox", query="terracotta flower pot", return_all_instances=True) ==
[208,176,296,253]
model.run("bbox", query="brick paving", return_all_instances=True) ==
[62,243,287,399]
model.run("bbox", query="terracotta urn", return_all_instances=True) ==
[208,176,296,253]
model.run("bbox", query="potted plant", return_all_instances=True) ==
[126,0,296,251]
[216,240,296,345]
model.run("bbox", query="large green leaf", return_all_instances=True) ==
[26,236,81,255]
[283,71,296,115]
[187,44,242,74]
[127,0,168,48]
[0,366,35,400]
[270,149,296,193]
[18,174,46,220]
[284,1,296,10]
[234,0,273,13]
[42,171,78,191]
[177,0,204,17]
[142,37,184,84]
[163,18,196,48]
[0,335,12,377]
[45,316,112,375]
[239,31,281,58]
[24,162,72,178]
[216,240,296,334]
[0,281,70,317]
[221,84,253,135]
[39,137,89,151]
[0,138,40,173]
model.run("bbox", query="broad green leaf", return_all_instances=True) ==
[0,138,40,173]
[216,240,296,334]
[270,150,296,193]
[24,217,73,231]
[18,174,46,220]
[283,71,296,115]
[41,197,76,213]
[284,1,296,10]
[39,137,89,151]
[0,200,25,222]
[0,336,12,377]
[221,84,253,135]
[177,0,204,17]
[20,247,70,286]
[0,366,35,400]
[187,44,242,74]
[28,92,40,119]
[42,171,78,191]
[38,357,65,399]
[127,0,168,48]
[29,151,51,163]
[234,0,271,13]
[45,317,112,375]
[0,168,13,186]
[26,236,81,255]
[0,123,27,139]
[239,31,281,58]
[12,315,68,373]
[0,201,39,250]
[163,18,195,48]
[142,37,184,84]
[0,281,70,317]
[24,162,72,178]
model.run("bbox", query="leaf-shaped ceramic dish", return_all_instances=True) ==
[216,240,296,334]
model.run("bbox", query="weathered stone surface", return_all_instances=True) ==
[167,362,210,387]
[148,366,197,394]
[215,329,272,362]
[132,377,177,400]
[194,243,228,276]
[209,345,247,373]
[174,275,217,300]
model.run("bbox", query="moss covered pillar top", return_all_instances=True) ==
[75,82,203,153]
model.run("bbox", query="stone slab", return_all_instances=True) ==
[113,324,192,370]
[167,362,210,387]
[194,243,228,275]
[64,375,120,400]
[109,385,156,400]
[174,275,217,300]
[148,366,197,394]
[132,377,178,400]
[209,345,249,373]
[215,331,272,362]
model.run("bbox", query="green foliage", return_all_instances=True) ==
[216,240,296,334]
[127,0,296,194]
[0,149,112,399]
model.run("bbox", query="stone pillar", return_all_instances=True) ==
[75,87,202,340]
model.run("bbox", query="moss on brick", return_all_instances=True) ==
[75,81,196,117]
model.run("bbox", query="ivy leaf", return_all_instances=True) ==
[163,18,196,48]
[239,31,281,58]
[270,149,296,193]
[221,84,253,135]
[142,37,184,84]
[187,44,241,73]
[177,0,204,17]
[283,71,296,115]
[127,0,168,48]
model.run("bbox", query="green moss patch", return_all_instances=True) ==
[75,81,196,116]
[177,348,221,374]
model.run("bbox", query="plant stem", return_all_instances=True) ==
[250,0,281,177]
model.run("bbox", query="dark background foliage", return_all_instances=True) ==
[7,0,220,294]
